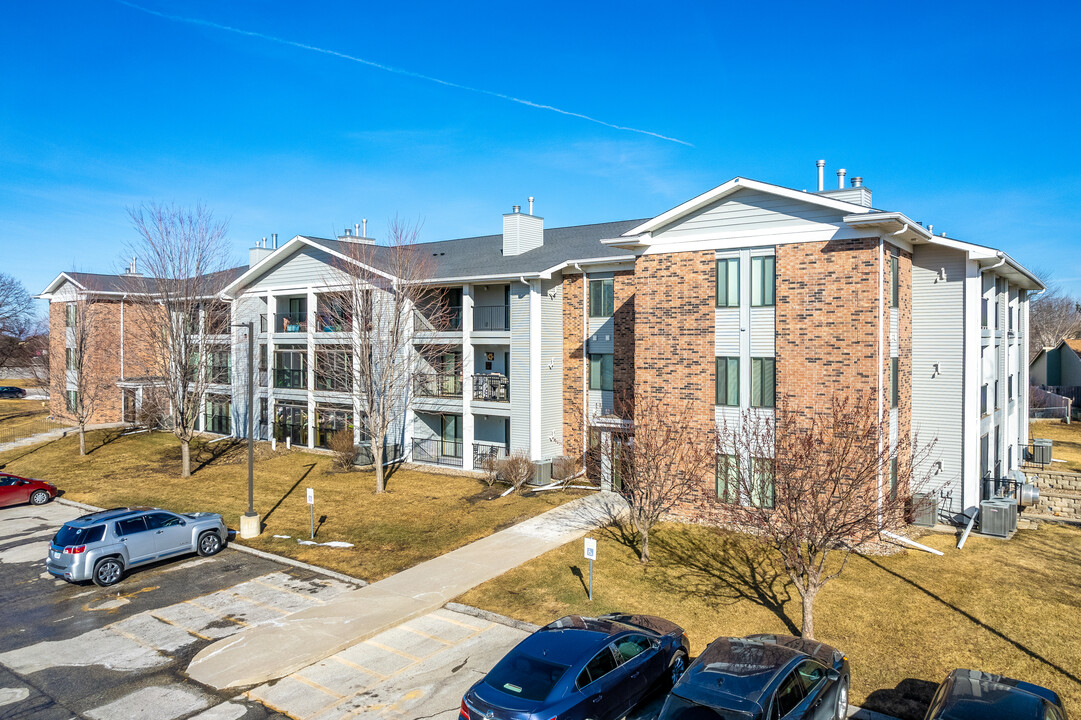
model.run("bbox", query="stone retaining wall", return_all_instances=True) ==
[1023,466,1081,520]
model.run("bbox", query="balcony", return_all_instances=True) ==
[413,306,462,333]
[473,441,509,469]
[315,313,352,333]
[274,368,307,390]
[412,437,463,468]
[208,365,231,385]
[473,374,509,402]
[474,305,509,332]
[414,373,462,398]
[275,312,308,333]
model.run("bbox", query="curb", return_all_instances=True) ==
[54,497,369,587]
[444,602,540,634]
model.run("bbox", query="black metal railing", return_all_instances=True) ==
[315,374,352,392]
[474,304,510,331]
[414,373,462,398]
[473,374,509,402]
[412,437,463,467]
[413,306,462,332]
[276,312,307,333]
[274,368,307,389]
[259,314,268,333]
[315,313,352,333]
[473,441,509,468]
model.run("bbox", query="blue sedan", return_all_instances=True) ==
[460,613,689,720]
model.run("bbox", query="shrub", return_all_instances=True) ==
[479,452,501,487]
[497,451,535,494]
[551,455,582,486]
[328,428,358,470]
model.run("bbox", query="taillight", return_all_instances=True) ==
[458,698,469,720]
[63,545,86,554]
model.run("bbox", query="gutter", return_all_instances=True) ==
[979,252,1007,273]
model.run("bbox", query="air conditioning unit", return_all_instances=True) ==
[1032,439,1053,465]
[911,492,938,527]
[980,499,1016,537]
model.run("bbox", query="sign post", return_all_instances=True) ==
[306,487,314,539]
[583,537,597,601]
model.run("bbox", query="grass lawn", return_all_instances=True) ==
[0,428,585,582]
[457,521,1081,720]
[1030,419,1081,473]
[0,385,67,445]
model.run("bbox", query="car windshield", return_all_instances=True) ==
[484,652,569,702]
[54,524,105,547]
[660,694,751,720]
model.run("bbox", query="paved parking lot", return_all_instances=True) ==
[0,501,362,720]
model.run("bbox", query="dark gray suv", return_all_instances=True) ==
[47,507,228,586]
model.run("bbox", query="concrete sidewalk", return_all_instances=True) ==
[187,491,625,690]
[0,422,125,454]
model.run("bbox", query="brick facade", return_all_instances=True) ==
[562,274,586,457]
[612,270,636,402]
[48,299,125,424]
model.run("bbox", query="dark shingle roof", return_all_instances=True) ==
[65,267,247,294]
[302,218,647,280]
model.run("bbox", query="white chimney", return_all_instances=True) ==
[249,239,274,267]
[503,202,543,256]
[816,160,825,192]
[837,168,847,189]
[362,219,367,237]
[528,196,535,215]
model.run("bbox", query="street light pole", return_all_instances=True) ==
[234,321,260,538]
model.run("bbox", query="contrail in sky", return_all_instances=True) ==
[116,1,693,147]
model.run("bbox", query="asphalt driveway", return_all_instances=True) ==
[0,500,362,720]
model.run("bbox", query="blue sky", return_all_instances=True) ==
[3,0,1080,309]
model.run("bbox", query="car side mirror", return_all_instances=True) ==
[179,520,186,526]
[827,668,840,682]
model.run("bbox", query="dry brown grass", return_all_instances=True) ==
[457,521,1081,720]
[0,429,584,582]
[1030,419,1081,473]
[0,389,66,445]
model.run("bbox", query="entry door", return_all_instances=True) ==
[442,415,462,458]
[123,389,137,424]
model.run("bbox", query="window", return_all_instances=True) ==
[981,385,988,416]
[751,458,775,509]
[751,358,775,408]
[66,390,78,412]
[889,458,899,501]
[890,252,899,308]
[577,646,618,689]
[890,357,899,409]
[981,298,989,328]
[716,258,739,308]
[751,256,775,307]
[994,426,1001,478]
[589,278,614,318]
[615,635,652,662]
[144,512,182,530]
[980,433,989,478]
[274,345,307,389]
[795,660,827,695]
[715,357,739,406]
[116,516,148,536]
[994,380,999,410]
[66,348,76,371]
[1008,375,1014,400]
[484,654,569,702]
[316,348,352,392]
[589,353,613,391]
[716,454,738,503]
[771,669,806,719]
[65,302,77,327]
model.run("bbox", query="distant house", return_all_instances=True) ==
[1030,339,1081,387]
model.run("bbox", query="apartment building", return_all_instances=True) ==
[38,166,1041,524]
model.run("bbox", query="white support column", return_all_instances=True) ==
[462,284,475,470]
[738,248,752,410]
[306,287,317,449]
[962,260,982,510]
[266,290,276,442]
[529,280,542,461]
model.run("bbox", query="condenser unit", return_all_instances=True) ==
[911,492,938,527]
[980,499,1014,537]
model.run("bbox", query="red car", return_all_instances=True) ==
[0,473,57,508]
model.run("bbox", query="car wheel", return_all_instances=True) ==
[197,531,223,557]
[93,558,124,587]
[668,651,687,688]
[29,490,51,505]
[835,676,849,720]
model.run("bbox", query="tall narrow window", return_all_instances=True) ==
[751,358,775,408]
[589,353,613,391]
[980,434,989,478]
[981,385,988,416]
[994,380,999,410]
[890,253,899,308]
[66,390,78,412]
[889,458,899,500]
[716,454,738,503]
[716,258,739,308]
[751,458,775,509]
[715,357,739,406]
[65,303,77,327]
[66,348,76,371]
[981,298,989,328]
[751,256,775,307]
[890,357,899,409]
[589,279,614,318]
[1008,375,1014,400]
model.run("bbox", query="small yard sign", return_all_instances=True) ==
[584,537,597,601]
[306,488,314,505]
[306,488,315,539]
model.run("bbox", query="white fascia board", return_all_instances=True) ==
[624,177,874,237]
[36,272,87,299]
[842,213,935,243]
[634,224,873,256]
[538,255,637,277]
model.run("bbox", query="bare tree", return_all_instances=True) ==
[319,217,456,493]
[123,203,233,477]
[1030,291,1081,359]
[580,390,715,563]
[717,393,935,639]
[0,273,37,375]
[62,295,115,455]
[496,451,536,494]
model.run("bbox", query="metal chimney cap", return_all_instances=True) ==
[851,176,863,187]
[512,205,521,213]
[816,159,826,167]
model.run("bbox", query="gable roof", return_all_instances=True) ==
[38,268,247,299]
[1065,339,1081,358]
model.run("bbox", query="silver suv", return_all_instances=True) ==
[47,507,228,586]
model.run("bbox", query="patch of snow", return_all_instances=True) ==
[296,540,354,548]
[272,535,291,539]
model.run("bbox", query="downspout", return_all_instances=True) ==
[877,239,884,527]
[979,252,1007,274]
[573,263,588,466]
[120,294,127,380]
